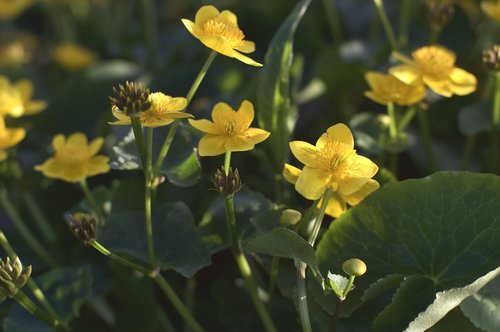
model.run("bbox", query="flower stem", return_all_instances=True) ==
[79,179,105,226]
[321,0,343,46]
[153,50,218,179]
[398,0,411,49]
[373,0,399,51]
[90,240,205,332]
[183,277,197,332]
[267,256,280,311]
[491,72,500,174]
[417,108,437,173]
[330,299,344,332]
[398,105,417,131]
[145,127,156,267]
[0,189,57,267]
[223,196,277,332]
[460,134,476,171]
[13,291,69,331]
[297,190,332,332]
[22,193,56,245]
[224,151,232,175]
[130,114,147,168]
[387,102,398,141]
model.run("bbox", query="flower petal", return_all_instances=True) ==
[13,79,33,100]
[198,134,226,156]
[289,140,323,168]
[188,118,219,134]
[198,34,235,57]
[224,136,257,152]
[325,123,354,150]
[219,9,238,26]
[449,67,477,96]
[86,156,110,177]
[67,132,88,146]
[52,134,65,151]
[24,101,47,115]
[212,102,235,124]
[142,112,192,128]
[232,50,263,67]
[322,192,346,218]
[236,100,255,129]
[364,91,389,105]
[295,166,330,200]
[341,179,380,206]
[88,137,104,155]
[422,76,453,97]
[364,72,384,91]
[283,163,301,184]
[234,40,255,54]
[244,128,270,145]
[194,5,220,25]
[389,65,422,85]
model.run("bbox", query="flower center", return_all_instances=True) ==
[413,47,455,77]
[203,19,244,46]
[222,119,240,136]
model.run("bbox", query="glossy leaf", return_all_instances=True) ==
[460,275,500,332]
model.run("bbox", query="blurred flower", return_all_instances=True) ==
[181,5,263,67]
[0,257,31,303]
[483,44,500,71]
[0,32,38,68]
[35,132,110,182]
[481,0,500,20]
[110,92,191,127]
[283,163,379,218]
[0,76,47,117]
[391,45,477,97]
[68,212,97,246]
[364,72,426,106]
[53,43,97,71]
[0,117,25,161]
[288,124,379,201]
[109,81,151,116]
[12,79,47,116]
[0,0,36,20]
[188,100,270,156]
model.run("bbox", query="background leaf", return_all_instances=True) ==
[460,275,500,332]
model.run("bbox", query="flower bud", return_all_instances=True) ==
[426,0,455,31]
[0,257,31,302]
[109,81,151,115]
[342,258,367,277]
[483,45,500,72]
[68,212,97,246]
[279,209,302,227]
[211,166,244,197]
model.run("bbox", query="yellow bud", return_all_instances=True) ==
[279,209,302,227]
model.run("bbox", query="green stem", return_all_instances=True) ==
[91,240,205,331]
[491,72,500,174]
[145,127,156,267]
[224,151,232,175]
[417,108,437,173]
[398,0,411,49]
[342,276,356,298]
[0,189,56,267]
[131,114,147,169]
[153,50,217,179]
[224,196,277,332]
[183,278,197,332]
[330,299,343,332]
[460,135,476,171]
[398,105,417,131]
[430,27,441,44]
[80,179,105,226]
[373,0,399,51]
[154,275,205,332]
[321,0,343,46]
[12,291,66,330]
[22,193,56,245]
[267,256,280,312]
[387,102,398,140]
[297,190,332,332]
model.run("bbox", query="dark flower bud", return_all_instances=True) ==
[211,166,244,197]
[0,257,31,302]
[483,45,500,72]
[279,209,302,227]
[109,81,151,115]
[68,212,97,246]
[426,0,455,31]
[342,258,367,277]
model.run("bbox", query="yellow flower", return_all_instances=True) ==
[109,92,191,128]
[188,100,270,156]
[0,117,25,161]
[13,79,47,116]
[0,32,38,67]
[53,43,97,71]
[181,5,263,67]
[391,45,477,97]
[35,133,110,183]
[289,123,378,200]
[481,0,500,20]
[364,71,426,106]
[0,0,36,20]
[0,76,24,117]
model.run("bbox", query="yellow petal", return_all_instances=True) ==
[188,119,218,134]
[86,155,110,177]
[315,133,329,149]
[194,5,220,25]
[67,132,88,146]
[422,76,453,97]
[224,136,258,152]
[289,140,323,168]
[364,91,389,105]
[234,40,256,54]
[198,34,234,57]
[88,137,104,155]
[364,72,385,91]
[243,127,270,145]
[13,79,33,100]
[24,101,47,115]
[350,155,379,178]
[232,50,263,67]
[389,65,422,85]
[322,192,346,218]
[219,9,238,26]
[336,176,370,196]
[212,102,235,124]
[449,67,477,96]
[236,100,255,129]
[166,97,188,111]
[52,134,65,151]
[295,166,330,200]
[181,19,197,36]
[404,84,427,105]
[142,112,192,128]
[325,123,354,150]
[342,179,380,206]
[283,163,301,184]
[198,134,226,156]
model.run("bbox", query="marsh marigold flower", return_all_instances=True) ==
[481,0,500,20]
[188,100,270,156]
[391,45,477,97]
[110,92,191,127]
[364,72,426,106]
[0,0,36,20]
[35,132,110,182]
[0,118,25,161]
[53,43,97,71]
[283,163,379,218]
[182,5,263,67]
[0,77,24,117]
[288,124,378,203]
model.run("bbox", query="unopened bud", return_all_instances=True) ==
[279,209,302,227]
[68,212,97,246]
[109,81,151,116]
[342,258,367,277]
[0,257,31,301]
[483,45,500,71]
[211,166,244,197]
[427,0,455,31]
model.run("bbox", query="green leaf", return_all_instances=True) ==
[256,0,311,172]
[460,276,500,332]
[98,202,211,277]
[316,172,500,329]
[84,60,142,81]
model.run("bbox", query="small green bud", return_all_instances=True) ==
[342,258,367,277]
[483,45,500,72]
[109,81,151,115]
[68,212,97,246]
[211,166,244,197]
[279,209,302,227]
[0,257,31,297]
